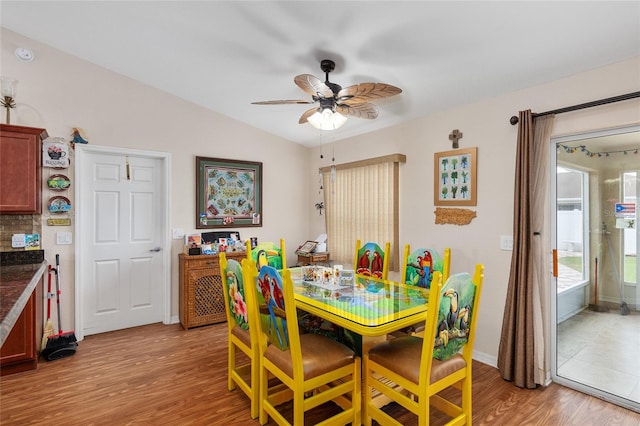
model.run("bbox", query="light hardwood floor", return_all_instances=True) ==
[1,322,639,425]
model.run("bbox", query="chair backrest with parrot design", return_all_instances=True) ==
[433,268,482,360]
[253,265,290,351]
[353,240,390,279]
[401,245,451,290]
[246,239,286,270]
[221,257,249,330]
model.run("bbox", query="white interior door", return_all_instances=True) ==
[75,146,170,337]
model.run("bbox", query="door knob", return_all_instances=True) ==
[150,246,162,252]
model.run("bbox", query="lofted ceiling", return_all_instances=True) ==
[1,1,639,147]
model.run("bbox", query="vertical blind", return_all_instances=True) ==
[321,154,405,270]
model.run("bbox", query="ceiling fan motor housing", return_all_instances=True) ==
[318,97,336,112]
[320,59,335,73]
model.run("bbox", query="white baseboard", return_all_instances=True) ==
[473,350,497,368]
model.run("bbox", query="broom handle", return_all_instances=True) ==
[55,254,63,333]
[594,257,598,305]
[47,265,53,319]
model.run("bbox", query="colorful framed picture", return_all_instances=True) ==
[196,157,262,228]
[434,147,477,206]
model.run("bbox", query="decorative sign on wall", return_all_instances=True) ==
[43,137,70,168]
[47,174,71,190]
[615,203,636,229]
[434,147,477,206]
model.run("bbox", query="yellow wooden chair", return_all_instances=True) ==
[242,260,361,426]
[219,252,260,418]
[393,244,452,336]
[353,240,390,279]
[364,264,484,426]
[246,238,287,270]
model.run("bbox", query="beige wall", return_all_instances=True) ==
[2,27,639,366]
[1,28,311,331]
[309,56,640,365]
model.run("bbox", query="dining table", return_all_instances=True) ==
[289,266,430,353]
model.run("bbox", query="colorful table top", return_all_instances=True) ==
[290,267,429,336]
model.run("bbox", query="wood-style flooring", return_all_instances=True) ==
[1,322,639,425]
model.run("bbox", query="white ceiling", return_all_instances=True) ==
[1,1,639,147]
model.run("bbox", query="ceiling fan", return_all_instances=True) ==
[252,59,402,130]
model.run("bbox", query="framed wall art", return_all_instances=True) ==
[433,147,477,206]
[196,156,262,228]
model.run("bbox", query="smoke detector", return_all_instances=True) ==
[15,48,35,62]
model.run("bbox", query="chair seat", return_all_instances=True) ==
[368,336,466,384]
[231,324,251,348]
[264,332,356,381]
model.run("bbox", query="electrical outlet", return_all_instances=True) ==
[500,235,513,251]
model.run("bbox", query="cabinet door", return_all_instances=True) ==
[0,293,36,376]
[0,125,47,213]
[185,264,226,327]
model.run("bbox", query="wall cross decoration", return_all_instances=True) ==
[449,129,463,149]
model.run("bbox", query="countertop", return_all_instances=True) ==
[0,261,47,347]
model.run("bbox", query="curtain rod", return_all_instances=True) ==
[509,91,640,125]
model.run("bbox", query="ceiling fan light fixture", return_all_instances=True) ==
[307,108,347,130]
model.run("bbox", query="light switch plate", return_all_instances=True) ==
[12,234,26,248]
[172,228,185,239]
[500,235,513,251]
[56,231,73,245]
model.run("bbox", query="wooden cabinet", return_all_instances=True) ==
[0,124,48,214]
[179,252,246,329]
[1,280,43,376]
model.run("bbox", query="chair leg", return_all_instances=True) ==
[419,394,429,426]
[363,355,372,426]
[250,355,259,419]
[461,376,472,423]
[293,384,305,426]
[228,344,235,391]
[353,356,362,426]
[259,364,269,425]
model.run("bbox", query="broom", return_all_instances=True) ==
[41,254,77,361]
[588,257,608,312]
[603,223,630,316]
[40,265,55,349]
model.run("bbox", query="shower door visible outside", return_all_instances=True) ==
[551,125,640,414]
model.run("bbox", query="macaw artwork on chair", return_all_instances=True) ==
[356,242,386,278]
[433,272,477,360]
[404,248,445,289]
[255,265,289,350]
[224,259,249,330]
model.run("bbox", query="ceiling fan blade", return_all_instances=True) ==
[337,83,402,105]
[336,103,379,119]
[294,74,334,98]
[252,99,314,105]
[298,107,319,124]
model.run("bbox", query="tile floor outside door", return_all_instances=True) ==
[557,308,640,404]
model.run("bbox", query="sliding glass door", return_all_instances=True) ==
[551,125,640,413]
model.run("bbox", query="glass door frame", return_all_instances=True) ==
[549,124,640,413]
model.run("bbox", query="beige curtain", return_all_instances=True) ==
[497,110,554,388]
